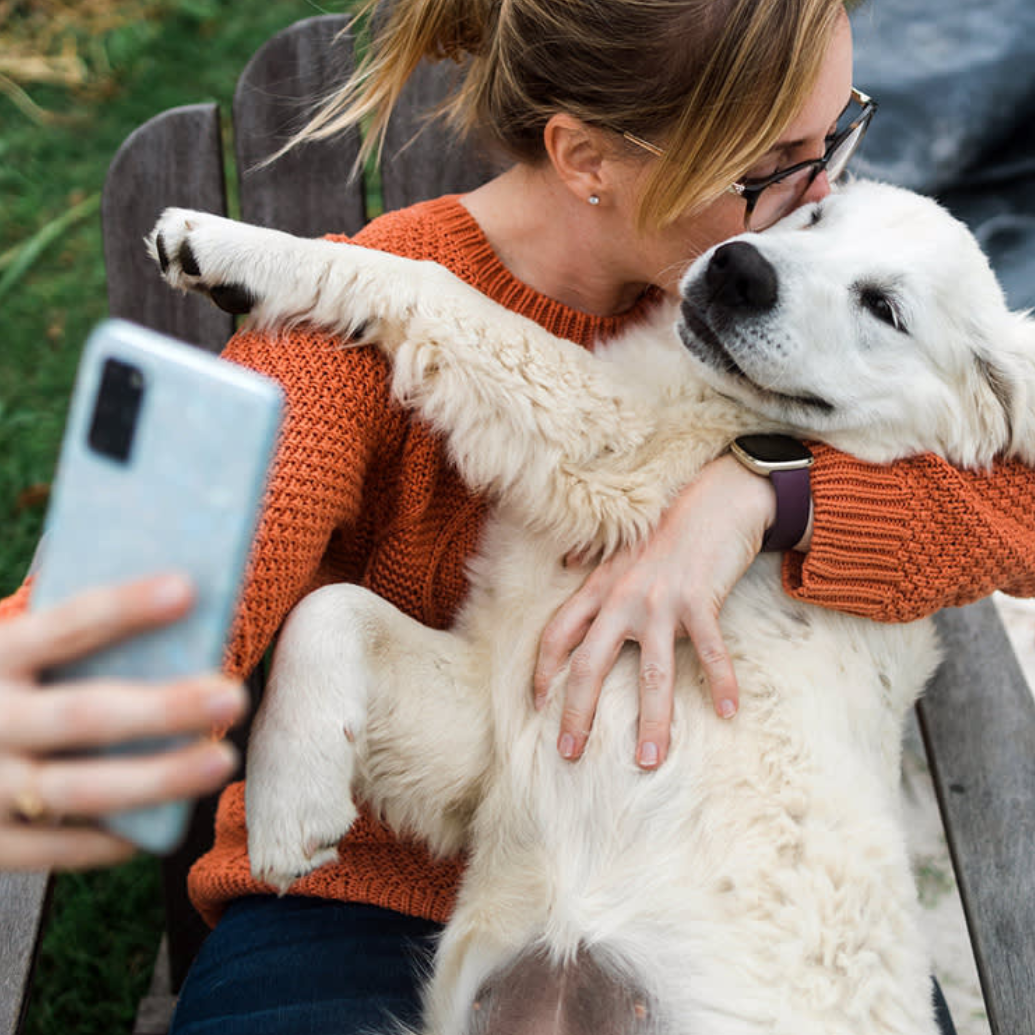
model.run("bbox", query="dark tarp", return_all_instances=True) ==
[851,0,1035,309]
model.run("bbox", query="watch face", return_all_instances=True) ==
[734,434,813,465]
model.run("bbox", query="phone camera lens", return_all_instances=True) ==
[88,358,146,463]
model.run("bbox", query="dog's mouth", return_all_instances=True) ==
[678,302,748,380]
[677,302,834,414]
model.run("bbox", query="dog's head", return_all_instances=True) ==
[677,179,1035,467]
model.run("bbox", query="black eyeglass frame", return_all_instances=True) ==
[622,87,878,231]
[728,87,876,229]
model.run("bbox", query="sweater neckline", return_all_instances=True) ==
[425,194,662,349]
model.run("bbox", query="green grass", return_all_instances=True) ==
[1,2,347,1030]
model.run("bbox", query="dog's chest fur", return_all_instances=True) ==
[442,503,942,1032]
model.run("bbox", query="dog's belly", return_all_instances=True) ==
[448,525,941,1033]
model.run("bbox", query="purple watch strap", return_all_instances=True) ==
[760,466,811,552]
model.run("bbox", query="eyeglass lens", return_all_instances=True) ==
[746,119,867,231]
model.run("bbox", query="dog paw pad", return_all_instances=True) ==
[155,233,170,274]
[210,282,257,315]
[178,239,201,277]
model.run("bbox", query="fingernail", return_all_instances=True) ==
[203,742,238,779]
[151,574,193,609]
[205,681,248,722]
[559,733,576,759]
[534,692,547,712]
[638,741,659,768]
[718,699,737,719]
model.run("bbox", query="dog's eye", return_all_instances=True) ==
[860,287,906,333]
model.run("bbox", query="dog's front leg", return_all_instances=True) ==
[246,583,490,893]
[148,209,738,552]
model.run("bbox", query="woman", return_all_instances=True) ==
[2,0,1030,1029]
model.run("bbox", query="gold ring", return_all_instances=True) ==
[10,786,48,825]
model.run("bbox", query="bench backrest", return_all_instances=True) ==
[98,12,499,991]
[101,13,498,353]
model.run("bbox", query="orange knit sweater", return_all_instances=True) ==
[3,194,1035,928]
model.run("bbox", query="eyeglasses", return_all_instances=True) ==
[623,87,877,231]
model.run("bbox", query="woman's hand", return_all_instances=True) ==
[0,574,248,871]
[533,455,777,769]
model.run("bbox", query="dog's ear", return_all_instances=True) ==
[975,313,1035,465]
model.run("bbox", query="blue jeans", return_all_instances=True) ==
[169,897,442,1034]
[170,896,958,1034]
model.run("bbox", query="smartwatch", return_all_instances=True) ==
[729,434,814,552]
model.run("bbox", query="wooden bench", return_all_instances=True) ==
[3,14,1034,1034]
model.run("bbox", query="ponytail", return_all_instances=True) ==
[273,0,498,168]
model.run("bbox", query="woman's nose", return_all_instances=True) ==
[802,168,832,205]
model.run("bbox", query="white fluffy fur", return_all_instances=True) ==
[149,181,1035,1035]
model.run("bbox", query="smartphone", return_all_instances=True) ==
[30,319,284,854]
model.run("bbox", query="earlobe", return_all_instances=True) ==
[543,113,608,206]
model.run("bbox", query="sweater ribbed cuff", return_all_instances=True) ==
[781,444,914,620]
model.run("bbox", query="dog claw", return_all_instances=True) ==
[303,836,339,859]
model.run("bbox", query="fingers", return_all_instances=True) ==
[635,628,676,769]
[557,621,625,761]
[536,566,622,762]
[685,611,739,720]
[0,824,138,871]
[534,582,599,708]
[0,736,240,870]
[0,676,248,753]
[0,574,194,679]
[0,738,239,827]
[0,572,245,872]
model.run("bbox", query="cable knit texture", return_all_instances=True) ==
[3,194,1035,928]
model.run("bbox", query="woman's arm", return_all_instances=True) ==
[536,448,1035,769]
[784,445,1035,620]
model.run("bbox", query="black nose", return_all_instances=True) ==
[705,241,778,312]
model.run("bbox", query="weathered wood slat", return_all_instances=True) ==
[381,58,501,214]
[0,873,49,1035]
[102,103,234,353]
[102,99,244,995]
[234,15,366,237]
[921,599,1035,1035]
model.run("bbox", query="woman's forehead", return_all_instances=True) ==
[775,11,854,149]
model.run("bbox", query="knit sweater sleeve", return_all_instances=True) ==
[782,444,1035,621]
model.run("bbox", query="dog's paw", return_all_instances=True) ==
[246,793,359,895]
[146,208,259,315]
[245,721,362,894]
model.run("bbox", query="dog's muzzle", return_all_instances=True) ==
[704,240,779,313]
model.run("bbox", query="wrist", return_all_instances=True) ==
[729,435,813,553]
[792,500,813,552]
[717,453,777,541]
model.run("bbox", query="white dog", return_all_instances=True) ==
[149,180,1035,1035]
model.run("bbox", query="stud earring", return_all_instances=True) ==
[588,194,600,206]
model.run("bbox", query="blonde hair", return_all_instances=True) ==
[288,0,853,229]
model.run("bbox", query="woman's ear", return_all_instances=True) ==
[543,113,609,205]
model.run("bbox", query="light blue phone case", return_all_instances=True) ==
[30,319,284,854]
